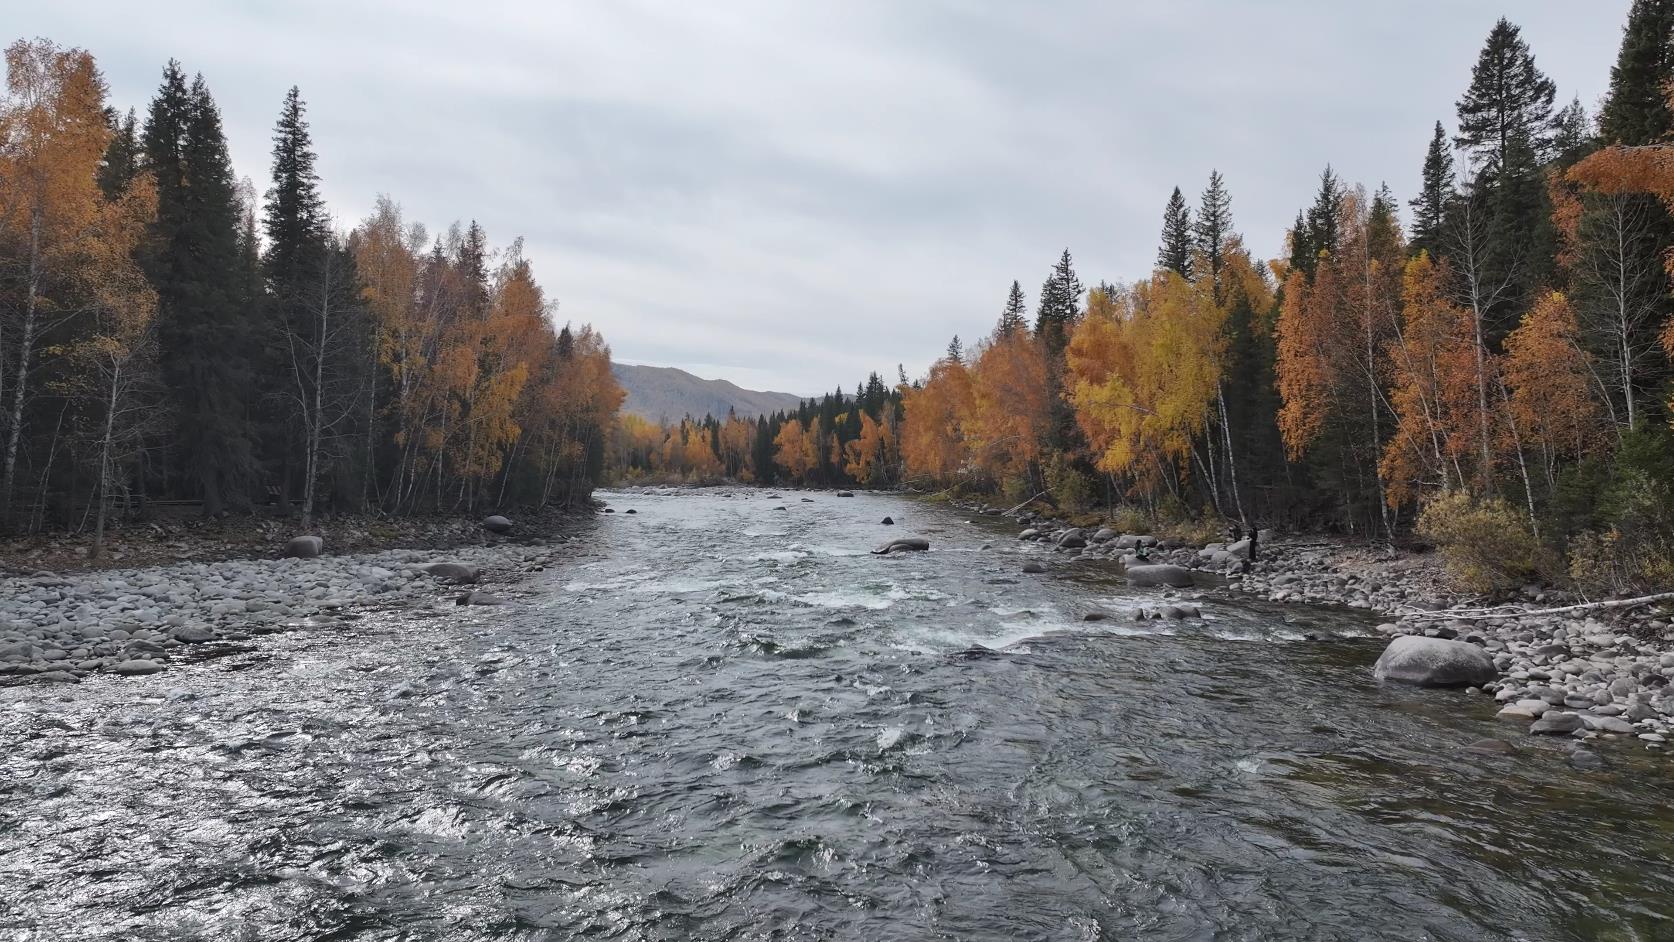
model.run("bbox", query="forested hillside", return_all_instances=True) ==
[616,6,1674,598]
[0,44,622,553]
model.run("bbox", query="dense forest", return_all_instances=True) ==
[618,5,1674,596]
[0,42,622,552]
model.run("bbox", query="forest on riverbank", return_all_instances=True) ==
[0,42,623,553]
[615,4,1674,598]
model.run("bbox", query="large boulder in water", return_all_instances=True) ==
[1124,564,1194,588]
[424,561,479,585]
[283,535,323,559]
[1372,636,1497,688]
[482,514,513,534]
[872,537,929,555]
[1057,528,1088,549]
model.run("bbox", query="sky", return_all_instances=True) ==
[15,1,1633,396]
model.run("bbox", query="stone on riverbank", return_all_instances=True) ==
[1530,712,1585,735]
[1022,562,1046,574]
[1372,636,1497,687]
[424,561,480,585]
[1124,564,1194,588]
[482,515,513,534]
[110,659,165,676]
[283,535,323,559]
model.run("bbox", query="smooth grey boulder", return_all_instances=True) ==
[110,659,165,676]
[872,538,929,555]
[283,535,323,559]
[1091,528,1117,544]
[170,626,215,644]
[1373,636,1497,687]
[1022,562,1046,574]
[1124,564,1194,588]
[1114,534,1144,550]
[482,514,513,534]
[1530,711,1585,735]
[424,561,480,585]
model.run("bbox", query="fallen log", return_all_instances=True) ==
[1409,591,1674,621]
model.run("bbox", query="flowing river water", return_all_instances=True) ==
[4,488,1674,941]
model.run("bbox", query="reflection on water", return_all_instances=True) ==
[3,488,1673,941]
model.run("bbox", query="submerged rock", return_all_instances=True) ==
[881,517,894,526]
[1124,564,1194,588]
[1372,636,1497,687]
[872,538,930,555]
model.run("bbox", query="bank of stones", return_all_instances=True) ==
[0,541,561,685]
[967,497,1674,753]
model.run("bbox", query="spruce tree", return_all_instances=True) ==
[1033,248,1082,354]
[1601,0,1674,146]
[946,335,963,364]
[1286,210,1314,280]
[140,66,259,514]
[1553,98,1595,166]
[1194,170,1232,293]
[1455,18,1557,169]
[1304,166,1341,263]
[97,108,139,200]
[264,87,328,292]
[997,280,1028,337]
[1157,186,1194,278]
[1409,121,1455,257]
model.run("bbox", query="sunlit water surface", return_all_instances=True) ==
[3,489,1673,941]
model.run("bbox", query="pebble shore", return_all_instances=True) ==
[968,499,1674,754]
[0,535,565,686]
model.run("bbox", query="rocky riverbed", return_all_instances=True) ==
[0,528,566,686]
[972,498,1674,756]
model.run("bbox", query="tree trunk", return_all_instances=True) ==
[1,210,43,528]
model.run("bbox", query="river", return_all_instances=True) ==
[3,488,1673,941]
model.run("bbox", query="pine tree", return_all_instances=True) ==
[1157,186,1193,278]
[1194,170,1232,293]
[1455,18,1557,170]
[946,334,963,364]
[1033,248,1083,353]
[264,86,327,291]
[1307,166,1342,259]
[1286,210,1315,280]
[140,66,259,514]
[1553,98,1595,167]
[997,280,1028,337]
[97,107,139,200]
[1409,122,1455,257]
[1601,0,1674,146]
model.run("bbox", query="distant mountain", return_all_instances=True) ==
[612,363,806,422]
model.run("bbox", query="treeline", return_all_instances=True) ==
[612,373,903,487]
[888,8,1674,594]
[0,41,622,551]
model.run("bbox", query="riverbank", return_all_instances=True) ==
[0,511,586,686]
[965,497,1674,754]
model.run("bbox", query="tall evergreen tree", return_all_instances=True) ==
[1304,166,1342,265]
[997,280,1028,337]
[1034,248,1083,353]
[97,107,139,200]
[1552,98,1595,168]
[264,86,327,291]
[1409,122,1455,257]
[946,334,963,364]
[140,66,259,514]
[1455,18,1557,170]
[1286,210,1314,280]
[1601,0,1674,146]
[1194,171,1232,293]
[1157,186,1194,278]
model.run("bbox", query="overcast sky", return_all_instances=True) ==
[18,1,1631,396]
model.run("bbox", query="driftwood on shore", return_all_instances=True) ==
[1412,591,1674,621]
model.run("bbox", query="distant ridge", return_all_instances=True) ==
[612,363,806,422]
